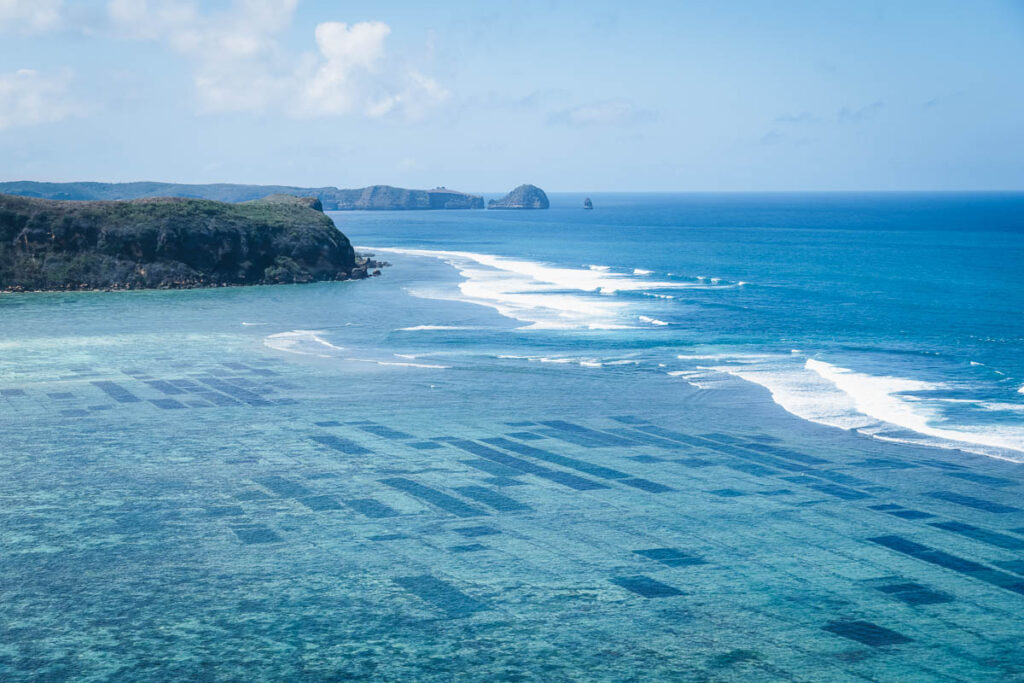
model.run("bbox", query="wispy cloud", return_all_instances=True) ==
[0,0,63,33]
[548,99,656,127]
[0,68,86,130]
[838,100,884,123]
[775,111,815,124]
[106,0,446,120]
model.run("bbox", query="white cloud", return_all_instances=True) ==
[106,0,445,120]
[0,0,63,33]
[297,21,391,117]
[0,68,84,130]
[549,99,655,126]
[362,71,450,121]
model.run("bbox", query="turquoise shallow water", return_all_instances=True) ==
[2,193,1024,680]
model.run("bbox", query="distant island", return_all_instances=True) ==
[488,184,550,210]
[0,193,383,292]
[0,181,485,211]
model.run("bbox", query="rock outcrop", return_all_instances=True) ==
[0,193,379,292]
[487,184,550,210]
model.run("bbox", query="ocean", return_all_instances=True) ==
[2,192,1023,680]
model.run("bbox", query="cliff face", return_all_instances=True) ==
[0,181,485,210]
[487,184,550,210]
[0,193,364,292]
[323,186,484,210]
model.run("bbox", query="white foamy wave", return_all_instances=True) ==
[976,402,1024,413]
[710,356,1024,461]
[588,265,610,272]
[639,315,669,326]
[497,353,637,369]
[1019,385,1024,394]
[264,329,345,357]
[633,268,653,275]
[667,370,725,389]
[241,322,267,326]
[397,325,476,331]
[677,353,774,363]
[366,247,736,330]
[345,358,450,369]
[266,330,447,369]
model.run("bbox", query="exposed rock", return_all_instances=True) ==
[488,184,550,210]
[0,193,375,292]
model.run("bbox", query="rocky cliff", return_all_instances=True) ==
[0,193,378,292]
[487,184,550,209]
[324,185,484,210]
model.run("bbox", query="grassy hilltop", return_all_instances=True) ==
[0,193,373,292]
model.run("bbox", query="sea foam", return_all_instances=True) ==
[700,354,1024,461]
[366,247,736,330]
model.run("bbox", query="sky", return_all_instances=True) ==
[1,0,1022,192]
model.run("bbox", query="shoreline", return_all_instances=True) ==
[0,257,389,294]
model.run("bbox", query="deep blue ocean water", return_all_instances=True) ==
[1,192,1023,680]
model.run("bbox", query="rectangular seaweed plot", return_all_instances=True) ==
[310,434,372,455]
[929,521,1024,550]
[231,524,284,544]
[91,381,141,403]
[869,535,1024,595]
[823,620,913,647]
[944,471,1017,487]
[926,491,1020,513]
[299,495,343,511]
[634,548,706,567]
[381,478,485,518]
[196,377,272,406]
[620,478,674,493]
[483,437,630,480]
[446,439,608,491]
[538,420,636,446]
[255,475,314,499]
[876,582,953,605]
[453,485,531,512]
[807,483,871,501]
[144,380,187,395]
[611,575,683,598]
[150,398,187,410]
[345,498,400,518]
[354,424,415,440]
[394,575,487,617]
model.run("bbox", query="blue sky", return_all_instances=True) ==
[1,0,1022,191]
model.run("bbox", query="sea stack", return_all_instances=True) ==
[583,197,593,210]
[488,184,550,210]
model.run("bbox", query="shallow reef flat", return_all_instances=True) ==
[2,316,1024,681]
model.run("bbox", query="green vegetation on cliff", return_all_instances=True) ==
[0,193,372,292]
